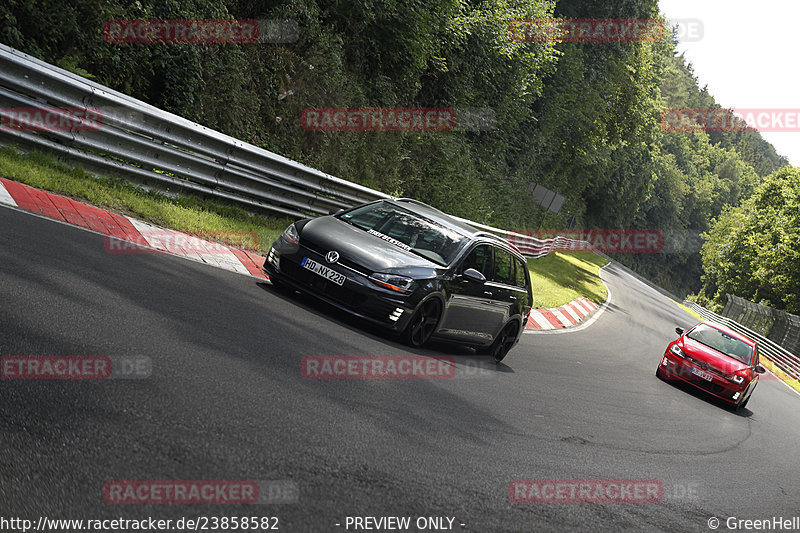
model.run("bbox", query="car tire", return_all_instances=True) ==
[402,298,442,348]
[656,366,666,380]
[482,322,518,363]
[736,387,753,411]
[737,396,750,411]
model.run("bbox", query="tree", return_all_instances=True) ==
[700,167,800,313]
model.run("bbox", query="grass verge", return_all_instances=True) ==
[527,251,609,309]
[673,300,703,321]
[759,357,800,394]
[0,147,291,252]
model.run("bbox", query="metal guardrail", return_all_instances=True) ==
[683,301,800,381]
[722,294,800,357]
[0,43,588,258]
[0,43,389,220]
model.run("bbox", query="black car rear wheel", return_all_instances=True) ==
[402,298,442,348]
[483,322,518,363]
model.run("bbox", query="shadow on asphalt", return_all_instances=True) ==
[655,372,754,418]
[256,281,516,373]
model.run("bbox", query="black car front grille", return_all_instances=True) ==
[280,258,367,309]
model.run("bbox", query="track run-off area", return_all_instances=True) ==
[1,204,799,532]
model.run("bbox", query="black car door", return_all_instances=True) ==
[483,247,527,336]
[438,244,507,344]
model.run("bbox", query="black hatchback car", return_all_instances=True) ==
[263,198,533,361]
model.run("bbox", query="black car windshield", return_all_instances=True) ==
[686,324,754,364]
[339,202,469,265]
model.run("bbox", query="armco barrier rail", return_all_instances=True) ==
[722,294,800,357]
[0,44,387,220]
[683,301,800,381]
[0,43,586,257]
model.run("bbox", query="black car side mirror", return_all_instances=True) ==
[755,365,766,374]
[675,327,685,336]
[461,268,486,283]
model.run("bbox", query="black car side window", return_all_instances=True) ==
[461,245,491,276]
[514,258,527,288]
[491,248,515,285]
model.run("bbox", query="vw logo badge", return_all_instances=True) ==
[325,251,340,264]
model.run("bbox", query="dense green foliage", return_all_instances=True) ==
[698,167,800,314]
[0,0,789,297]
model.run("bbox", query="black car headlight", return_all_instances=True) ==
[281,223,300,244]
[369,273,415,293]
[670,344,685,357]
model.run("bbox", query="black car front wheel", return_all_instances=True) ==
[402,298,442,348]
[482,322,518,363]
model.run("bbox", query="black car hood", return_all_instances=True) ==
[299,216,443,276]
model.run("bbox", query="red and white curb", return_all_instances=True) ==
[525,297,599,331]
[0,177,268,280]
[524,263,612,334]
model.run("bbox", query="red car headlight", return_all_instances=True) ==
[726,373,745,385]
[669,344,685,357]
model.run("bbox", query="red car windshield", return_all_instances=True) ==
[686,324,754,365]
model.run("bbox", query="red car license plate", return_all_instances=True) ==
[691,367,713,381]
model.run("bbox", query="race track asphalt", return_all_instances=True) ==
[1,205,799,532]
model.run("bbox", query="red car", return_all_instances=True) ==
[656,321,766,410]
